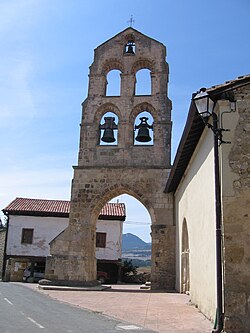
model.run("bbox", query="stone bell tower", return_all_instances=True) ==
[46,27,175,289]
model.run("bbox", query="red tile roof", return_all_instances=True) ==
[3,197,126,220]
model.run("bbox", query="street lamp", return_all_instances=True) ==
[193,88,224,333]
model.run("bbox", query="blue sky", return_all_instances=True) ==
[0,0,249,242]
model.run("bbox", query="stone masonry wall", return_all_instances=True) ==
[222,84,250,333]
[0,229,6,278]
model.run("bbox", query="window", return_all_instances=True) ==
[21,228,34,244]
[96,232,106,248]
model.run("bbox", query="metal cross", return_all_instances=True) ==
[127,15,135,27]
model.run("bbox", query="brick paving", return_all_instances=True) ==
[21,283,213,333]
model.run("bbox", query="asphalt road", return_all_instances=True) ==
[0,282,155,333]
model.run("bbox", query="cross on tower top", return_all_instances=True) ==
[127,15,135,27]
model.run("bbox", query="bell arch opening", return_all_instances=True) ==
[135,68,152,95]
[124,33,136,55]
[106,69,122,96]
[99,111,118,145]
[134,111,154,145]
[94,192,152,284]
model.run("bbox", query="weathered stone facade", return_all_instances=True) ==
[0,228,6,278]
[221,83,250,333]
[46,28,175,289]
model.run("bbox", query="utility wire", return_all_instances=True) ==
[124,220,151,225]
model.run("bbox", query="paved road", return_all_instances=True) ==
[0,282,155,333]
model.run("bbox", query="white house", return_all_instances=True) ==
[2,197,125,282]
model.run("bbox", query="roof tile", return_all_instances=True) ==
[3,197,126,218]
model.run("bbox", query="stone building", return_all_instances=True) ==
[165,75,250,333]
[0,226,6,279]
[2,197,125,282]
[45,27,175,289]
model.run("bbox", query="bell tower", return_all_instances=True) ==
[46,28,175,289]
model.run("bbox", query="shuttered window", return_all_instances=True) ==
[21,228,34,244]
[96,232,106,248]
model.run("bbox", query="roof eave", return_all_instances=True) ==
[165,75,250,194]
[165,100,205,193]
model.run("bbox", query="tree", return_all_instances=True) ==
[122,260,138,280]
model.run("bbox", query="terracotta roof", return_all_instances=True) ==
[99,203,126,220]
[2,197,126,220]
[165,74,250,193]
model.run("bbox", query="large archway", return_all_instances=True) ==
[94,193,152,284]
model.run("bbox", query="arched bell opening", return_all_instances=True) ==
[99,111,119,145]
[106,69,122,96]
[134,111,154,145]
[123,33,136,55]
[181,219,190,294]
[93,191,152,284]
[135,68,152,96]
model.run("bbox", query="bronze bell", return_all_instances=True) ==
[101,128,115,143]
[135,117,153,142]
[135,127,151,142]
[126,45,135,54]
[100,116,118,143]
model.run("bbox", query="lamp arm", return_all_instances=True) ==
[205,115,231,145]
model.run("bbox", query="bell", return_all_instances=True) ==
[135,127,151,142]
[126,45,135,54]
[135,116,153,142]
[101,128,115,143]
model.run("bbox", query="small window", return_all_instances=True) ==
[21,228,34,244]
[96,232,106,248]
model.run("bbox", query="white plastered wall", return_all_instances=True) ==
[175,128,217,320]
[7,215,69,257]
[96,219,123,261]
[7,215,123,261]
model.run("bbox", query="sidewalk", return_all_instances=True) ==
[22,283,213,333]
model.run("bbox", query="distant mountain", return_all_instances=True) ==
[122,233,151,251]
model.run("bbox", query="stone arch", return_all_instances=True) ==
[129,102,157,124]
[101,60,124,96]
[101,58,124,75]
[131,58,156,74]
[90,184,156,225]
[129,103,156,145]
[181,219,190,293]
[94,103,122,123]
[94,103,121,145]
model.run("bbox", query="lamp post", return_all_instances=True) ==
[193,88,224,333]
